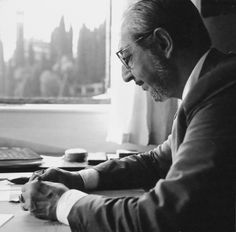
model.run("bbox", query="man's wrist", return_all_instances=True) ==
[67,172,85,190]
[56,189,87,225]
[78,169,99,190]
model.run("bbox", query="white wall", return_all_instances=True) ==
[0,104,155,155]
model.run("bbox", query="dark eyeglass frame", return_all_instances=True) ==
[116,30,154,70]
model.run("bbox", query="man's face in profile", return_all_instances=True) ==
[119,27,178,102]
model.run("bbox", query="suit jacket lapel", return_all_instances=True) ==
[199,48,228,78]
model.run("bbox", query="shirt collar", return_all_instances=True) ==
[182,50,210,100]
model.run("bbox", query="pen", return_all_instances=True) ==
[0,177,29,185]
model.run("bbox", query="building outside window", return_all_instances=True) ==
[0,0,111,104]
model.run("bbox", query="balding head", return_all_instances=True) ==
[117,0,212,101]
[122,0,211,52]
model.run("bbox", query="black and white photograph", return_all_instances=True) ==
[0,0,235,231]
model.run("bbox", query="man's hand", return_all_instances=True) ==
[29,167,84,190]
[20,180,68,220]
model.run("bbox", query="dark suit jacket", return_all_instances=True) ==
[68,49,236,232]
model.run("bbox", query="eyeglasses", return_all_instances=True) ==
[116,30,154,70]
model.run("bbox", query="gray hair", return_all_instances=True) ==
[123,0,211,50]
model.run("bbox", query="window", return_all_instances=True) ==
[0,0,111,104]
[0,0,156,153]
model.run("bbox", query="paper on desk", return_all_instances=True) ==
[0,214,14,228]
[0,181,21,201]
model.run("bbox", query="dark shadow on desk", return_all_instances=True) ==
[0,155,91,173]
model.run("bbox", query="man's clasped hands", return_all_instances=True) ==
[20,168,84,220]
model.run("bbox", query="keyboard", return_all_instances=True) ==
[0,147,43,167]
[0,147,42,161]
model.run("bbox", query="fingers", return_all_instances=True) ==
[21,180,41,211]
[20,181,46,213]
[29,169,46,181]
[30,201,50,219]
[29,167,63,183]
[21,191,35,211]
[20,180,69,221]
[21,195,50,220]
[19,194,28,211]
[22,179,40,192]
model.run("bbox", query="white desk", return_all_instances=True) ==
[0,173,144,232]
[0,202,70,232]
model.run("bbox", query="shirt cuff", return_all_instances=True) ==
[79,168,99,190]
[56,189,87,225]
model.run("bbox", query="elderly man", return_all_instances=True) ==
[21,0,236,231]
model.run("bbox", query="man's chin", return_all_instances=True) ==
[149,90,168,102]
[153,95,168,102]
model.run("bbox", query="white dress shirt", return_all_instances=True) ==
[56,168,99,225]
[56,50,210,225]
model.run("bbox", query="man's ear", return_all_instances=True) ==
[153,27,173,58]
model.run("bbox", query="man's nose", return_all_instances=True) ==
[122,66,134,82]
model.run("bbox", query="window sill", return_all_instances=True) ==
[0,103,111,153]
[0,103,110,113]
